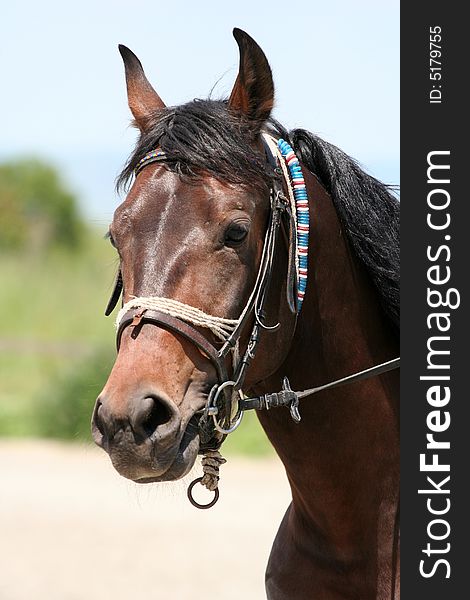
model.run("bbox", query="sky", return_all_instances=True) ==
[0,0,399,226]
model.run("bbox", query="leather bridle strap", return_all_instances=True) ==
[116,308,230,385]
[216,177,289,359]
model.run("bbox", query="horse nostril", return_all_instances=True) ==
[132,396,173,439]
[92,393,178,448]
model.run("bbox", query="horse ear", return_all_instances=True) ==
[118,45,166,132]
[228,28,274,128]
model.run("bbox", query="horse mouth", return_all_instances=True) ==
[102,411,202,484]
[132,413,201,484]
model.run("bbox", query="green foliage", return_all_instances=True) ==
[0,227,118,439]
[33,346,116,441]
[223,410,273,456]
[0,158,84,251]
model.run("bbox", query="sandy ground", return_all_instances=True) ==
[0,440,290,600]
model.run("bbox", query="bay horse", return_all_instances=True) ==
[92,29,400,599]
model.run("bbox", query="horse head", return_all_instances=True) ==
[91,30,296,484]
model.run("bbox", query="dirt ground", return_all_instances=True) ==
[0,440,290,600]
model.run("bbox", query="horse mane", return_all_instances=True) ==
[117,99,399,330]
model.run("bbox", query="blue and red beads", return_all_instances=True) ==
[277,139,310,309]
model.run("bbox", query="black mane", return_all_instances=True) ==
[118,99,399,329]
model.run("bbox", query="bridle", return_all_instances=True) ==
[105,134,400,508]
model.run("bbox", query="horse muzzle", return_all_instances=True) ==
[91,389,202,482]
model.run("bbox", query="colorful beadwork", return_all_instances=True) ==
[277,139,309,309]
[135,149,166,174]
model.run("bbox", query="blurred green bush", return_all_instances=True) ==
[0,155,115,440]
[33,345,116,440]
[0,158,84,252]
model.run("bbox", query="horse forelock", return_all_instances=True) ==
[116,99,273,193]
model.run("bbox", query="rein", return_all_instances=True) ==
[106,135,400,509]
[231,357,400,419]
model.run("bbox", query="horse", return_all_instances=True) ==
[91,29,400,600]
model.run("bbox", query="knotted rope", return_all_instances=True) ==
[200,450,227,491]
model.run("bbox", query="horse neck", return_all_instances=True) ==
[256,169,399,568]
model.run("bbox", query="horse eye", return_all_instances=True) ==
[224,221,249,246]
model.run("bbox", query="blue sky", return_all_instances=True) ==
[0,0,399,226]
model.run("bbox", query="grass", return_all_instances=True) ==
[223,410,273,457]
[0,229,273,456]
[0,229,116,436]
[0,233,117,342]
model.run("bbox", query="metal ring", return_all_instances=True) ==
[187,477,219,509]
[211,381,244,435]
[213,406,243,434]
